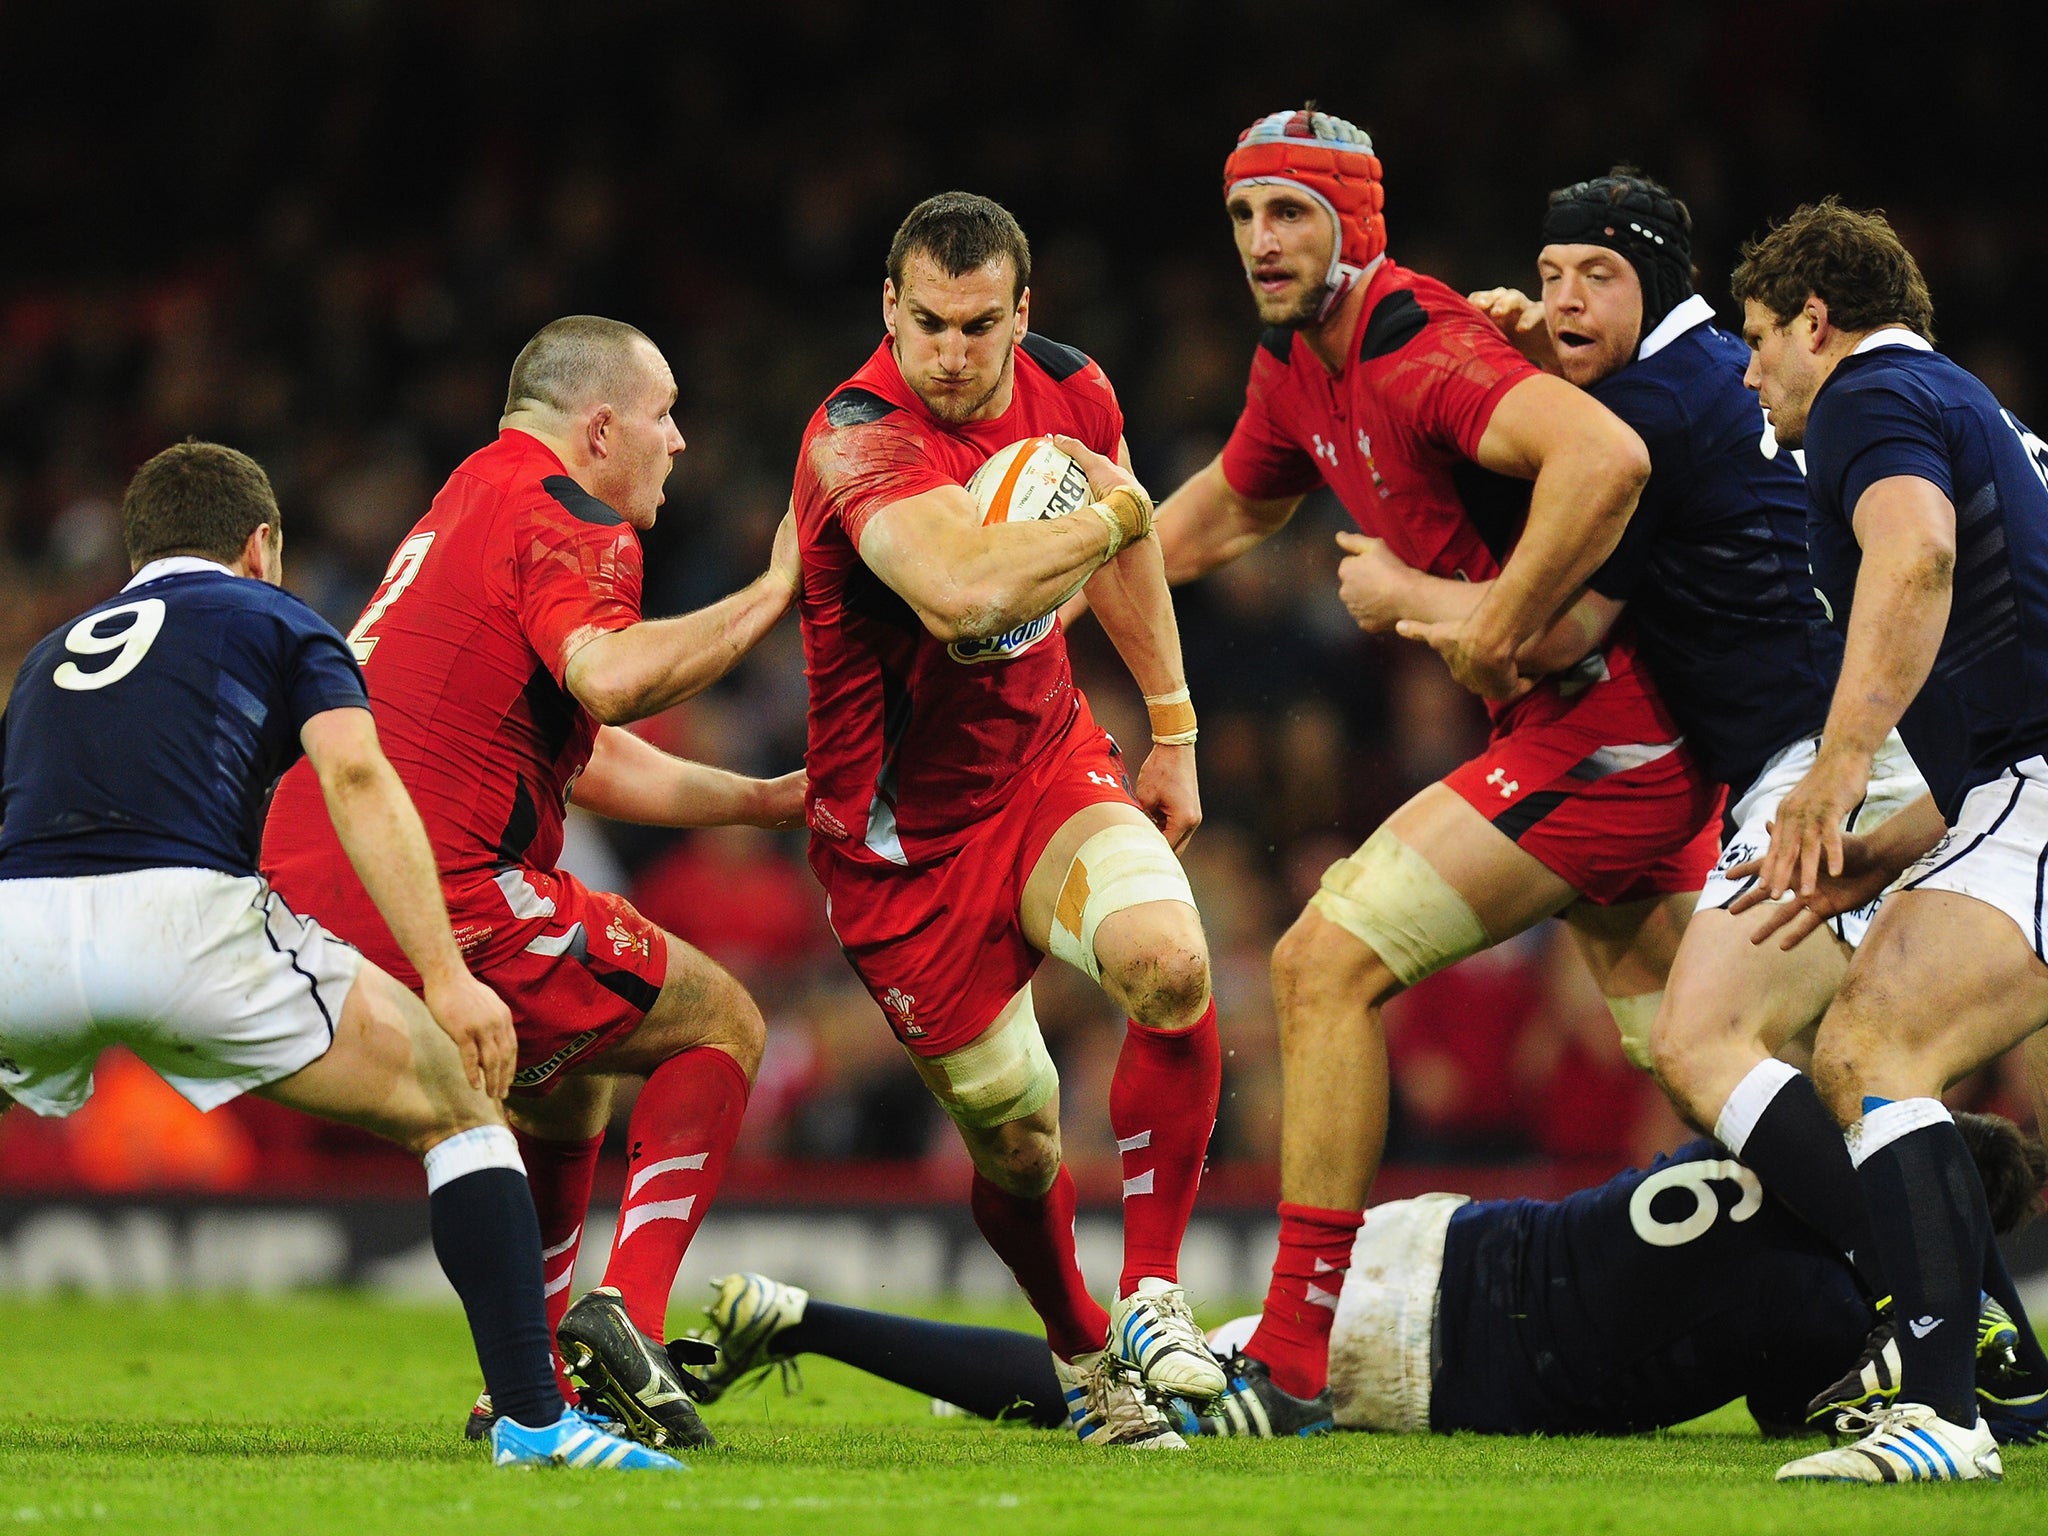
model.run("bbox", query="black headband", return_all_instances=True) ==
[1542,175,1694,335]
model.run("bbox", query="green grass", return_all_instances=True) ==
[0,1296,2040,1534]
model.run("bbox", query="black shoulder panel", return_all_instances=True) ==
[1359,289,1428,361]
[825,387,900,428]
[1258,326,1295,364]
[541,474,624,526]
[1018,332,1092,382]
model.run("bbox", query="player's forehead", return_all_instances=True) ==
[1537,242,1633,278]
[625,335,677,401]
[1226,182,1318,218]
[1738,297,1778,345]
[896,251,1018,321]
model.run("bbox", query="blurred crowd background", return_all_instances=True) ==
[2,0,2041,1192]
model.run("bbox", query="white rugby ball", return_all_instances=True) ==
[967,435,1092,525]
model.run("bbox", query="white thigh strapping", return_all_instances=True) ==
[0,868,360,1116]
[1327,1192,1468,1433]
[1890,757,2048,962]
[1700,730,1927,947]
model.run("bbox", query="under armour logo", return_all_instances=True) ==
[1908,1314,1943,1339]
[1087,770,1120,787]
[1311,433,1338,467]
[1485,766,1519,798]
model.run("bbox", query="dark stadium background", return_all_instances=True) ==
[0,0,2042,1300]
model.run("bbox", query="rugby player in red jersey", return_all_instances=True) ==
[1151,110,1725,1432]
[262,316,802,1451]
[793,193,1221,1448]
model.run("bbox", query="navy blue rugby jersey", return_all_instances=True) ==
[1586,300,1842,794]
[1430,1139,1870,1435]
[0,563,368,879]
[1805,336,2048,816]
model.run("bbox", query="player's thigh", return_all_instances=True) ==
[577,926,764,1079]
[1381,784,1577,936]
[1815,890,2048,1112]
[1563,890,1697,999]
[506,1072,617,1143]
[257,963,499,1152]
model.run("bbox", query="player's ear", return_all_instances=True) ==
[1015,286,1030,341]
[587,404,613,458]
[1802,294,1831,350]
[882,279,898,340]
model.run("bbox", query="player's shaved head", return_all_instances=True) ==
[504,315,661,418]
[122,439,282,568]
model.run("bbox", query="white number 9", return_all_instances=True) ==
[53,599,167,692]
[1627,1157,1763,1248]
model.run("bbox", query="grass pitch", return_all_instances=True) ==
[0,1296,2040,1535]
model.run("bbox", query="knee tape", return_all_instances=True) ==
[1307,827,1490,988]
[1047,823,1197,983]
[1605,991,1664,1072]
[909,985,1059,1131]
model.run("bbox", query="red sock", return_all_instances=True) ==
[600,1047,749,1339]
[513,1126,603,1398]
[970,1165,1111,1361]
[1110,1001,1220,1296]
[1244,1202,1363,1398]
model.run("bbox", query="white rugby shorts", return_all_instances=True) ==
[1700,730,1927,947]
[1890,756,2048,960]
[1326,1191,1468,1433]
[0,867,360,1116]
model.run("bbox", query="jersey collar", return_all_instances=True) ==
[1851,326,1934,356]
[1635,293,1715,361]
[123,555,235,591]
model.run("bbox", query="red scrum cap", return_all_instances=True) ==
[1224,108,1387,321]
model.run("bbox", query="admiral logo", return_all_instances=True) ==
[947,610,1056,665]
[512,1027,602,1089]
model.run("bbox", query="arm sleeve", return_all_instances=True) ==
[1586,376,1691,601]
[805,416,956,547]
[514,507,647,687]
[1833,378,1956,516]
[1219,360,1324,501]
[282,612,372,729]
[1072,358,1127,460]
[1384,306,1537,460]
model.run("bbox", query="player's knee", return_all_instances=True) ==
[1115,937,1211,1031]
[1273,911,1386,1021]
[676,964,766,1082]
[982,1123,1061,1197]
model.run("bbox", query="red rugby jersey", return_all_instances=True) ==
[261,429,642,970]
[1221,257,1655,723]
[795,332,1123,872]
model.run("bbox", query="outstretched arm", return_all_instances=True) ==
[1152,453,1304,586]
[570,725,805,830]
[301,706,516,1097]
[1078,438,1200,850]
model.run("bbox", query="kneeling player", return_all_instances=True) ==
[0,443,674,1471]
[689,1112,2046,1445]
[794,193,1222,1447]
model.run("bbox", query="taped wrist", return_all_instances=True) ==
[1144,686,1198,746]
[1088,485,1154,558]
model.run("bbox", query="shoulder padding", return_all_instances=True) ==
[825,387,900,428]
[1359,289,1428,361]
[1258,326,1295,364]
[541,474,624,526]
[1018,332,1092,382]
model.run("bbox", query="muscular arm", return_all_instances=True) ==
[1448,374,1650,695]
[1152,453,1303,585]
[569,724,805,830]
[1759,475,1955,898]
[858,483,1120,642]
[563,513,801,726]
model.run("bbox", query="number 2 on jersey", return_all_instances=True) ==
[346,532,436,663]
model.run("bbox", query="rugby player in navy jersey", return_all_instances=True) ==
[681,1112,2046,1444]
[0,442,676,1472]
[1724,199,2048,1483]
[1340,173,1936,1391]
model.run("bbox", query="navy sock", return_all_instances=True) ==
[1857,1120,1990,1426]
[779,1300,1066,1428]
[1983,1232,2048,1383]
[1740,1074,1889,1300]
[431,1166,564,1431]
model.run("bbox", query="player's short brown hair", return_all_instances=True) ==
[121,440,281,568]
[505,315,658,416]
[1730,198,1936,341]
[1958,1111,2048,1235]
[887,192,1031,304]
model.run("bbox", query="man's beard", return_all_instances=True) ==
[1252,274,1325,331]
[915,356,1010,424]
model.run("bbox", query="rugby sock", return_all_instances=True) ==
[513,1126,603,1395]
[780,1301,1066,1428]
[1244,1202,1363,1399]
[1717,1061,1889,1300]
[969,1165,1111,1361]
[1852,1098,1988,1426]
[424,1127,563,1430]
[1983,1231,2048,1382]
[601,1046,749,1339]
[1110,1001,1221,1296]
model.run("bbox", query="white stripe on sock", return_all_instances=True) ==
[1116,1130,1153,1154]
[1122,1169,1155,1198]
[1713,1058,1802,1156]
[628,1152,709,1198]
[543,1266,576,1299]
[615,1195,698,1246]
[1851,1097,1953,1167]
[541,1224,583,1262]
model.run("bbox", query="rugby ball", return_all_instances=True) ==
[967,436,1092,525]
